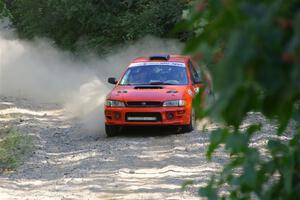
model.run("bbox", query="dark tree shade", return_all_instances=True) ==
[5,0,187,54]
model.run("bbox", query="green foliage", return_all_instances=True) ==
[0,0,11,17]
[184,0,300,199]
[0,128,33,171]
[5,0,187,54]
[181,180,194,190]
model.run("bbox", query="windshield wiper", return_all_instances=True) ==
[149,81,176,85]
[162,82,176,85]
[119,83,133,86]
[149,81,164,85]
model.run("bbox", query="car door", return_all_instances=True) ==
[188,60,203,95]
[188,60,215,108]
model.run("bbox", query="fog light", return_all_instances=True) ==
[167,112,174,120]
[114,112,121,120]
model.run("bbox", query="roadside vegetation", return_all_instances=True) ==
[0,128,33,172]
[2,0,190,54]
[182,0,300,199]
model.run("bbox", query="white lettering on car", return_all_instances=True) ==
[129,62,186,68]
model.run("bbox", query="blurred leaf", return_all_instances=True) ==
[181,180,194,190]
[185,0,300,199]
[225,132,249,154]
[207,128,229,159]
[198,177,218,200]
[246,123,262,136]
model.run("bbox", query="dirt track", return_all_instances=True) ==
[0,96,289,200]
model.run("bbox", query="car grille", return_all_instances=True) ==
[125,112,162,122]
[126,101,162,107]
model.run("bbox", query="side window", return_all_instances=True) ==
[188,60,201,84]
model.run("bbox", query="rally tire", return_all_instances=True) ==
[181,108,196,133]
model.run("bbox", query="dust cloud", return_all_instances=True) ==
[0,19,183,135]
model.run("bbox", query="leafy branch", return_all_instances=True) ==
[185,0,300,199]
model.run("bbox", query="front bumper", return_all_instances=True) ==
[104,107,191,126]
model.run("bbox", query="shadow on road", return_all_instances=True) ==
[116,126,183,138]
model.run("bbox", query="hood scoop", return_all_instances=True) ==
[134,86,163,89]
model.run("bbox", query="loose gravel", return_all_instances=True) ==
[0,96,292,200]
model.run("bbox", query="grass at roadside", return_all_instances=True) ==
[0,128,33,172]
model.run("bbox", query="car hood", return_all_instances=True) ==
[107,85,189,102]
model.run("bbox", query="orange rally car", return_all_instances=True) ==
[104,54,212,137]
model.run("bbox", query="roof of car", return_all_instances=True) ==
[132,55,190,63]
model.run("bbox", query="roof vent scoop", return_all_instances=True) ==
[149,54,170,61]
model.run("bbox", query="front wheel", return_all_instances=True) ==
[105,125,121,137]
[181,108,196,133]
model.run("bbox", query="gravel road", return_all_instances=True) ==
[0,96,291,200]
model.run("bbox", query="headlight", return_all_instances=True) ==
[163,100,186,107]
[105,100,125,107]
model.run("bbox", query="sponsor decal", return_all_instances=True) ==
[129,62,186,68]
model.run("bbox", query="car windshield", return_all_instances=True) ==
[119,64,188,85]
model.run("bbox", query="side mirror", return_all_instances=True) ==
[194,77,202,84]
[108,77,117,85]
